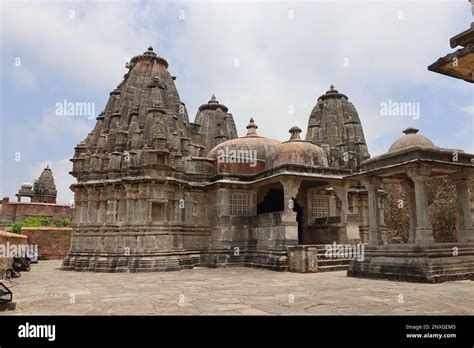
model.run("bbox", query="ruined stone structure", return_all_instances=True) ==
[62,47,373,272]
[347,128,474,282]
[428,21,474,83]
[62,47,474,282]
[15,166,57,204]
[0,166,70,226]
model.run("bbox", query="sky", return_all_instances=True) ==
[1,0,473,204]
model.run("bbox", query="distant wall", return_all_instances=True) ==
[21,227,72,260]
[0,196,71,224]
[0,230,28,278]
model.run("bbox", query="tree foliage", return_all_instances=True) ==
[383,177,470,243]
[8,215,71,234]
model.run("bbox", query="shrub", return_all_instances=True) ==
[55,218,71,227]
[7,215,53,234]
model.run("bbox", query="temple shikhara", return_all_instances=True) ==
[16,166,57,204]
[62,46,474,283]
[0,166,71,226]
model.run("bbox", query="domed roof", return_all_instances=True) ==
[266,126,328,169]
[208,119,280,174]
[388,128,436,153]
[21,182,33,190]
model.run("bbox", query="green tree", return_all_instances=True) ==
[383,177,463,243]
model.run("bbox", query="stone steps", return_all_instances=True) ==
[317,265,349,272]
[314,244,354,272]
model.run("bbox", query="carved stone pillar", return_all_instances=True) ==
[362,177,384,245]
[124,184,136,223]
[281,178,302,212]
[406,167,434,244]
[450,173,474,242]
[106,187,118,223]
[358,193,369,243]
[96,188,107,224]
[87,187,98,224]
[401,180,417,243]
[334,183,350,224]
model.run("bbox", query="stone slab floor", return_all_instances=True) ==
[2,261,473,315]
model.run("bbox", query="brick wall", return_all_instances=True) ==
[0,230,28,278]
[0,196,71,223]
[21,227,72,260]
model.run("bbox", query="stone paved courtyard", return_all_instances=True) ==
[2,261,473,315]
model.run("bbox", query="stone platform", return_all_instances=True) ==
[6,260,474,315]
[347,243,474,283]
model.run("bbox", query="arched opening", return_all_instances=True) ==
[19,196,32,203]
[257,184,284,214]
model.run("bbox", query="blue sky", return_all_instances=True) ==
[1,0,473,203]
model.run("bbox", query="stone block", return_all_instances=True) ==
[348,243,474,283]
[288,245,318,273]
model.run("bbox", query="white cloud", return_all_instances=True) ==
[171,1,470,154]
[461,104,474,114]
[7,64,38,89]
[7,109,92,148]
[1,1,168,92]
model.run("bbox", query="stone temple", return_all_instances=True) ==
[62,47,474,282]
[16,166,58,204]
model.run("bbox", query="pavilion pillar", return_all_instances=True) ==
[406,167,434,244]
[86,187,98,224]
[401,180,417,243]
[362,177,383,245]
[334,182,350,224]
[281,178,302,212]
[450,173,474,242]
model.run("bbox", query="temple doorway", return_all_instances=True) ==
[293,200,303,244]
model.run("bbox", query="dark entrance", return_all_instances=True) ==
[257,188,284,214]
[293,200,303,244]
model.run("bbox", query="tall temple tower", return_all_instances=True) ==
[305,85,370,170]
[64,47,238,272]
[71,46,194,181]
[194,95,238,154]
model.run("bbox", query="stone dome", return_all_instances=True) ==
[21,182,33,190]
[207,118,281,174]
[267,126,328,169]
[388,128,436,153]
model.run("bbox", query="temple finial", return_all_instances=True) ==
[246,118,258,136]
[289,126,302,141]
[403,127,419,135]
